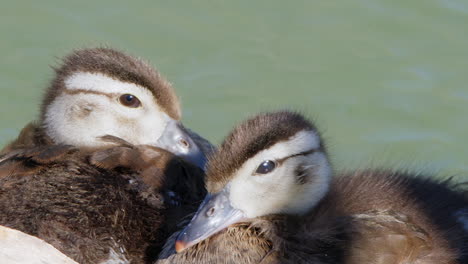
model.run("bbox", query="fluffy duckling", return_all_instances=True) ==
[0,48,211,263]
[1,47,210,168]
[158,111,468,264]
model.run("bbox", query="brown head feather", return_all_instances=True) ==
[40,47,181,122]
[206,111,321,193]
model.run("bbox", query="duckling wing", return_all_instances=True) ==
[0,145,169,263]
[0,145,76,177]
[0,122,43,156]
[347,211,458,264]
[89,144,206,197]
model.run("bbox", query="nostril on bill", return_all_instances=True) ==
[206,207,216,217]
[179,138,190,149]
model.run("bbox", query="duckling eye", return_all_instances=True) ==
[119,94,141,108]
[255,160,276,175]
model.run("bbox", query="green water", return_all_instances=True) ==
[1,1,468,178]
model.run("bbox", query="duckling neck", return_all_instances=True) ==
[252,193,348,262]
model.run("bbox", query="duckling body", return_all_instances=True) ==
[158,111,468,264]
[0,143,205,263]
[0,48,210,263]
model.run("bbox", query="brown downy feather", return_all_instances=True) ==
[0,122,51,157]
[0,144,76,177]
[332,170,468,264]
[0,143,206,264]
[158,222,274,264]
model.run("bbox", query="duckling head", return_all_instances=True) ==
[175,111,332,252]
[40,48,205,168]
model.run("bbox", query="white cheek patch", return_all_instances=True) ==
[43,72,171,147]
[45,93,129,147]
[229,130,330,218]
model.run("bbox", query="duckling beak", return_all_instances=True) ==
[156,119,207,170]
[175,186,247,252]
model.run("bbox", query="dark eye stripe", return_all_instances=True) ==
[276,148,318,165]
[252,148,318,176]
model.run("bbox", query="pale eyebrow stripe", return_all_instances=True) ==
[64,72,152,99]
[62,89,118,99]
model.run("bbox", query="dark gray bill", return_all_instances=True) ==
[175,186,246,252]
[156,119,207,169]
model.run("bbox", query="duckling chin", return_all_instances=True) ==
[157,111,468,264]
[1,47,212,169]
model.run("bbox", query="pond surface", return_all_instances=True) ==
[1,1,467,179]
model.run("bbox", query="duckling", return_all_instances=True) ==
[158,111,468,264]
[0,47,211,168]
[0,48,210,263]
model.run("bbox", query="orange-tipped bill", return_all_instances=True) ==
[175,187,247,252]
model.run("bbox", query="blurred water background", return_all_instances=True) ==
[1,1,467,179]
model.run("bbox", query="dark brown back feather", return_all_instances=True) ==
[0,144,206,264]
